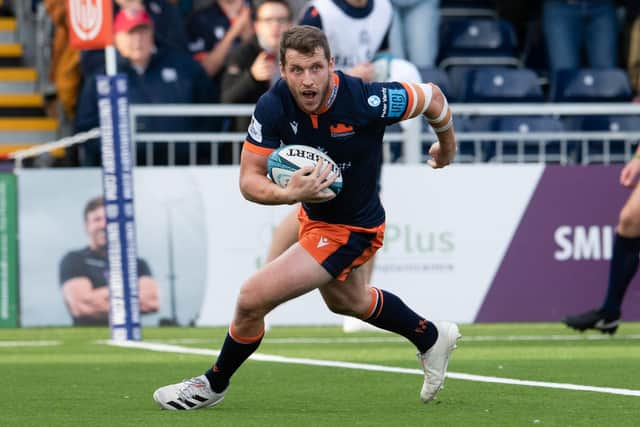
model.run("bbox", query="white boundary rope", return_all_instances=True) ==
[8,127,101,168]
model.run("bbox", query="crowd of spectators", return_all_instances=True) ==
[27,0,640,165]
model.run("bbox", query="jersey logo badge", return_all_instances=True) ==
[329,123,354,138]
[290,121,298,135]
[248,115,262,143]
[368,95,381,107]
[317,236,330,248]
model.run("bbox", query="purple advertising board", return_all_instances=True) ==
[476,165,640,322]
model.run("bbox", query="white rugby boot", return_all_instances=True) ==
[417,321,461,403]
[153,375,226,410]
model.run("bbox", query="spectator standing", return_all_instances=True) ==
[220,0,293,131]
[44,0,81,119]
[75,8,217,165]
[388,0,440,69]
[542,0,619,72]
[299,0,393,82]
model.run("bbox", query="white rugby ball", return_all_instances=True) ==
[267,144,343,198]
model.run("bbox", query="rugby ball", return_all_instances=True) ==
[267,144,343,198]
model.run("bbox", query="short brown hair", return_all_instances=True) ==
[279,25,331,66]
[84,196,104,221]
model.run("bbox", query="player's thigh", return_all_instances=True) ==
[266,208,300,263]
[618,184,640,235]
[318,267,370,316]
[239,242,332,313]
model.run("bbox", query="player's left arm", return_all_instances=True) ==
[398,82,457,168]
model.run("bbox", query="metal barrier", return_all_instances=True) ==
[128,103,640,166]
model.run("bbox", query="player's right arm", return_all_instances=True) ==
[239,94,335,204]
[239,149,335,205]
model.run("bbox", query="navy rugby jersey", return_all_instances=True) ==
[244,71,416,228]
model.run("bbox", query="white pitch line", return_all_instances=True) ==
[150,333,640,345]
[104,340,640,398]
[0,340,61,347]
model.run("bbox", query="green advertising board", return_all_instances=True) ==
[0,172,18,327]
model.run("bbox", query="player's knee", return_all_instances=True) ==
[617,207,640,236]
[236,285,268,320]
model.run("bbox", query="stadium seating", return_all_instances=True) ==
[417,67,455,101]
[486,116,571,163]
[464,67,543,102]
[438,18,520,69]
[549,68,633,103]
[576,115,640,164]
[440,0,496,18]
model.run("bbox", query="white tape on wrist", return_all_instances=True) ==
[433,118,453,133]
[427,97,449,124]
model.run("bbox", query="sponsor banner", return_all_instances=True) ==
[0,173,18,327]
[476,165,640,322]
[19,165,634,326]
[67,0,113,50]
[97,74,140,340]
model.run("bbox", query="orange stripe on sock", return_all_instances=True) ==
[229,323,265,344]
[362,287,379,319]
[373,288,384,320]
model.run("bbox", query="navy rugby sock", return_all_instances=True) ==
[600,233,640,317]
[363,287,438,354]
[205,326,264,393]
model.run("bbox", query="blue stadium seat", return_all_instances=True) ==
[550,68,632,102]
[417,67,455,101]
[440,0,496,18]
[438,18,520,69]
[488,116,573,163]
[464,67,543,102]
[578,115,640,164]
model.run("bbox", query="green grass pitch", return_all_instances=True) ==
[2,323,639,426]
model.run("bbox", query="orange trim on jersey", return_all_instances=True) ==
[229,323,265,344]
[316,73,340,114]
[400,82,416,121]
[310,114,319,129]
[193,52,207,62]
[411,83,426,117]
[243,140,275,156]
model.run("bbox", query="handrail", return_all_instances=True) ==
[129,103,640,117]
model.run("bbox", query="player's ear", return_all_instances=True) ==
[328,56,335,72]
[279,63,286,79]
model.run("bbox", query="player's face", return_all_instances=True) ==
[281,47,334,114]
[85,206,106,250]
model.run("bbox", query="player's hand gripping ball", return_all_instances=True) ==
[267,144,343,198]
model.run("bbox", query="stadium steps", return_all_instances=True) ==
[0,16,62,160]
[0,17,16,42]
[0,67,37,92]
[0,42,21,66]
[0,93,44,116]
